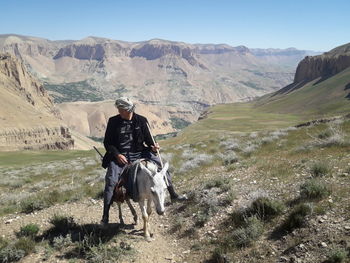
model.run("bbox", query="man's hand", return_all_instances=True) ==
[151,143,160,153]
[116,154,128,165]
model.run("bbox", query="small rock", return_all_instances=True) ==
[320,242,327,247]
[344,226,350,230]
[4,219,13,224]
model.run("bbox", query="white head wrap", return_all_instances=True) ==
[114,97,135,112]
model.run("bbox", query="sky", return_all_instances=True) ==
[0,0,349,51]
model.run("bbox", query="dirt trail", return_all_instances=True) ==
[1,199,187,263]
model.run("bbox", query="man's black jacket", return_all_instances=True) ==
[102,113,154,168]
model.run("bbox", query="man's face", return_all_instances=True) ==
[118,107,132,119]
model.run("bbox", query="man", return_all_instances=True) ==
[101,97,186,225]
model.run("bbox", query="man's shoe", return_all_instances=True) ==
[171,194,188,202]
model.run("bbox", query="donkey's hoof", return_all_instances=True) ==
[145,236,152,242]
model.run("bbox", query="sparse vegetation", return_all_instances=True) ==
[1,99,349,263]
[229,216,264,247]
[326,247,348,263]
[222,152,239,165]
[282,203,313,231]
[43,80,104,103]
[49,214,77,235]
[300,179,331,200]
[251,197,285,220]
[310,161,331,177]
[170,117,191,130]
[16,224,40,239]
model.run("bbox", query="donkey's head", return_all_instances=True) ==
[150,162,168,215]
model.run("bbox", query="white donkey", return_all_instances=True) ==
[117,159,168,241]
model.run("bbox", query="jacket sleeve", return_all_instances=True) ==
[103,118,120,156]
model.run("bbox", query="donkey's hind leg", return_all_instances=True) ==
[117,202,125,225]
[126,198,138,225]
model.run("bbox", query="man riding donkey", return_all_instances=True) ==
[101,97,187,225]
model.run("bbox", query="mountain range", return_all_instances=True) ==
[0,34,319,138]
[3,35,348,151]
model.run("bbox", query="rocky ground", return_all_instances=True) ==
[1,198,188,263]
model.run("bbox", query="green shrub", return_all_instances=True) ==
[195,211,210,227]
[49,214,77,234]
[85,243,133,263]
[223,152,239,166]
[0,246,25,262]
[326,248,348,263]
[283,203,313,231]
[14,238,36,256]
[205,178,231,192]
[53,235,73,250]
[20,198,47,214]
[220,190,236,206]
[16,224,40,239]
[251,197,284,220]
[230,216,263,247]
[300,179,331,200]
[310,162,331,177]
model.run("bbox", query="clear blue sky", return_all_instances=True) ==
[1,0,349,51]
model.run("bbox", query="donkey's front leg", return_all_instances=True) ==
[139,199,151,241]
[126,198,138,225]
[146,199,153,237]
[117,202,125,225]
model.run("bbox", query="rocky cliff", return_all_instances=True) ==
[0,53,75,151]
[294,43,350,83]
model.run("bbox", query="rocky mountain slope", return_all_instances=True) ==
[294,42,350,83]
[0,34,319,137]
[253,42,350,118]
[0,53,97,151]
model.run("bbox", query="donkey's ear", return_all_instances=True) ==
[161,162,169,174]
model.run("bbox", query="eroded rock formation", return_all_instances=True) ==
[294,43,350,82]
[0,53,75,150]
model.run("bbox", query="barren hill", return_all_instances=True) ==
[0,53,98,150]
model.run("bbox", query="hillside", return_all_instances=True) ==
[0,34,319,137]
[0,112,349,263]
[253,43,350,118]
[0,53,98,151]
